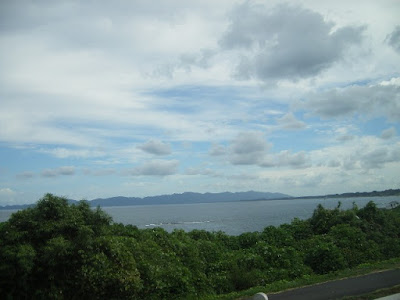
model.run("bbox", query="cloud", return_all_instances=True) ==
[83,168,116,176]
[41,166,75,177]
[381,127,396,140]
[336,135,355,142]
[229,131,270,165]
[0,1,399,203]
[276,113,306,130]
[328,160,341,168]
[0,188,17,205]
[185,167,217,176]
[16,171,35,179]
[0,187,15,196]
[179,49,217,71]
[226,173,260,181]
[278,151,310,168]
[137,140,172,155]
[0,1,230,149]
[386,25,400,54]
[360,147,400,170]
[214,131,311,169]
[209,143,227,156]
[126,160,179,176]
[301,82,400,121]
[219,3,365,81]
[39,147,106,159]
[261,150,310,169]
[312,136,400,172]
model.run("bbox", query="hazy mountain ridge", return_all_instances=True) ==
[89,191,291,207]
[2,189,399,210]
[0,191,290,210]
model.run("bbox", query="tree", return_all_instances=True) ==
[304,236,347,274]
[329,224,380,267]
[0,194,141,299]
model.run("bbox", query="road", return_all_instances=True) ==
[264,269,400,300]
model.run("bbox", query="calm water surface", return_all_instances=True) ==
[1,196,399,235]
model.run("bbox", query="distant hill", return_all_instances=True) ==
[0,191,291,210]
[89,191,291,207]
[3,188,399,210]
[292,188,400,200]
[0,203,35,210]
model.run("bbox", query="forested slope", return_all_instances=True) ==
[1,194,399,299]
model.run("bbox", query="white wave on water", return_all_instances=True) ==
[145,220,212,227]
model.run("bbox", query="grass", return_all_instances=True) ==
[200,257,400,300]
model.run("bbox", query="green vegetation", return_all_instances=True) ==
[1,194,400,299]
[205,258,400,300]
[290,188,400,200]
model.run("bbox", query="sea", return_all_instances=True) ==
[1,196,399,236]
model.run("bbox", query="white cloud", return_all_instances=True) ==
[0,1,399,204]
[261,151,310,169]
[301,82,400,121]
[209,144,227,156]
[276,113,306,130]
[311,136,400,172]
[137,140,172,155]
[185,167,218,176]
[41,166,76,177]
[360,147,400,170]
[83,168,116,176]
[219,131,311,169]
[0,188,15,196]
[386,25,400,54]
[219,2,365,82]
[39,147,106,159]
[0,188,17,205]
[336,135,355,142]
[381,127,397,140]
[126,160,179,176]
[16,171,35,179]
[229,131,270,165]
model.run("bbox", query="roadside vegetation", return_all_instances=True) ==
[209,258,400,300]
[1,194,399,299]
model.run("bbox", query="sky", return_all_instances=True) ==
[1,0,400,205]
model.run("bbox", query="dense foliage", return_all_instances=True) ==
[1,194,400,299]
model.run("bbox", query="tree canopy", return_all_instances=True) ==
[1,194,400,299]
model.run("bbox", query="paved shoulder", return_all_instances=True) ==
[267,269,400,300]
[375,293,400,300]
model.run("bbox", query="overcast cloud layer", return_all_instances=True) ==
[0,0,399,205]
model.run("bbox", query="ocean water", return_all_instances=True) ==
[2,196,398,235]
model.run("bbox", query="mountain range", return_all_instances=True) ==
[3,189,399,210]
[88,191,291,207]
[0,191,291,210]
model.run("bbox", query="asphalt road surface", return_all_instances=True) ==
[265,269,400,300]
